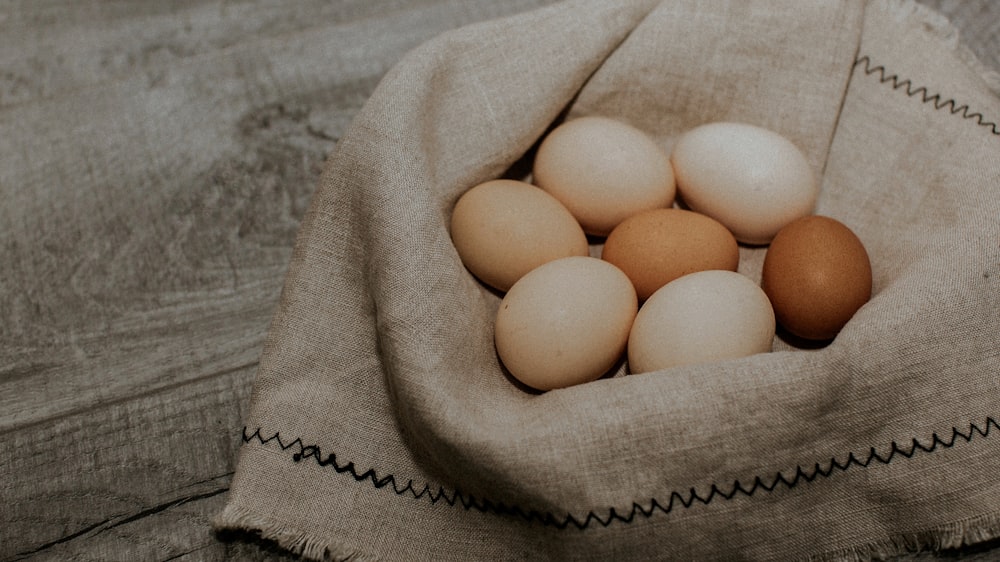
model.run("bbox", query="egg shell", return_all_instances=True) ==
[670,122,818,245]
[450,179,589,292]
[602,208,739,301]
[628,270,775,374]
[761,215,872,341]
[494,256,637,391]
[532,116,676,236]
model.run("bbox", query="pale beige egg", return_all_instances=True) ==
[670,122,818,245]
[450,179,589,292]
[628,270,775,374]
[532,116,675,236]
[495,256,637,391]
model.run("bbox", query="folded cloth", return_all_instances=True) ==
[215,0,1000,559]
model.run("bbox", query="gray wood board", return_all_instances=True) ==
[1,1,997,560]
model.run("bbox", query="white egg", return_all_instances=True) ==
[627,270,775,374]
[670,122,818,245]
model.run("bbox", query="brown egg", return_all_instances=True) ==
[761,215,872,341]
[450,179,589,292]
[602,208,739,301]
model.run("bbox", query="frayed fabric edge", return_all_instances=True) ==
[801,509,1000,562]
[886,0,1000,95]
[212,502,1000,562]
[213,504,380,562]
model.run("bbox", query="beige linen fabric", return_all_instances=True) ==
[215,0,1000,559]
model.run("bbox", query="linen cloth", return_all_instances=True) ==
[215,0,1000,559]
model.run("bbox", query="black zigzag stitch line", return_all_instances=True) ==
[855,55,1000,136]
[243,415,998,530]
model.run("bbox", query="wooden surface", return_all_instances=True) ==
[1,1,997,560]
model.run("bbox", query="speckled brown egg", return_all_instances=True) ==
[761,215,872,341]
[601,208,739,301]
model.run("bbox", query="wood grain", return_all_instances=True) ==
[0,0,547,108]
[0,1,558,560]
[0,0,558,431]
[0,1,996,560]
[2,366,249,560]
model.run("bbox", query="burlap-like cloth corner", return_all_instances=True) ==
[215,0,1000,559]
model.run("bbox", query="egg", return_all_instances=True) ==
[602,208,739,301]
[494,256,637,391]
[628,270,775,374]
[450,179,589,292]
[532,116,676,236]
[761,215,872,341]
[670,122,818,245]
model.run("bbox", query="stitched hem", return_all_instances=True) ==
[888,0,1000,95]
[237,415,997,532]
[855,55,999,136]
[221,417,999,560]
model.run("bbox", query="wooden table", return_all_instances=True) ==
[2,1,998,560]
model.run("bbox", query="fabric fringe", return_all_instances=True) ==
[213,501,1000,562]
[887,0,1000,95]
[801,509,1000,562]
[213,504,380,562]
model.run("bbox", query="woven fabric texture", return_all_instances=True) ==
[216,0,1000,559]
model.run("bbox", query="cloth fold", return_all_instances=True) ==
[216,0,1000,559]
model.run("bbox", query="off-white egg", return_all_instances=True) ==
[532,116,675,236]
[628,270,775,374]
[495,256,637,391]
[670,122,818,245]
[450,179,589,292]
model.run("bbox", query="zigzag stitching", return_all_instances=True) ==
[855,55,1000,136]
[242,415,998,530]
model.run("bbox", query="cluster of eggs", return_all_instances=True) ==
[450,116,872,392]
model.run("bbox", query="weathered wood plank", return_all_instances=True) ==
[1,364,253,560]
[0,2,559,560]
[0,0,561,432]
[0,0,494,108]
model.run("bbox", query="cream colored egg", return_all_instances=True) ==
[450,179,589,292]
[628,270,775,374]
[670,122,818,245]
[495,256,637,391]
[532,116,675,236]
